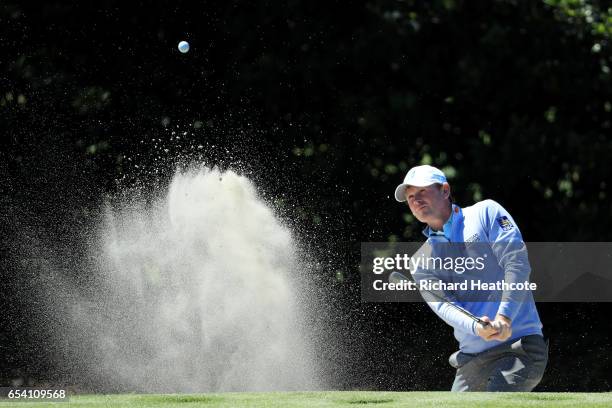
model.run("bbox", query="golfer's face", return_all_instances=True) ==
[404,184,445,222]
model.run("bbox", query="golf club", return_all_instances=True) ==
[389,271,490,327]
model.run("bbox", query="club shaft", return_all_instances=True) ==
[421,288,486,324]
[389,272,489,326]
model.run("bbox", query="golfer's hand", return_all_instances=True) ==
[475,316,499,341]
[487,314,512,342]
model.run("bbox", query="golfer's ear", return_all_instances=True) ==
[442,182,451,199]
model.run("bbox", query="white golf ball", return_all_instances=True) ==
[178,41,190,53]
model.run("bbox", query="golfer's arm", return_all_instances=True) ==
[414,269,477,335]
[485,200,531,321]
[426,301,477,335]
[494,241,531,321]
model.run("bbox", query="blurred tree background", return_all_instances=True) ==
[1,0,611,391]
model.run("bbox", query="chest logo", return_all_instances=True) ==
[465,233,481,242]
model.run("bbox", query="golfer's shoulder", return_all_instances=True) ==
[463,199,506,217]
[462,199,509,227]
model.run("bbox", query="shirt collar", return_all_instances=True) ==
[422,204,460,240]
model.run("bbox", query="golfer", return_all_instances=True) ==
[394,164,548,391]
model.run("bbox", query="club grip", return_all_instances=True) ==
[477,319,491,327]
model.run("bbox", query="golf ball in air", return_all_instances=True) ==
[178,41,190,53]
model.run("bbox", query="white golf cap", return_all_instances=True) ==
[394,165,447,202]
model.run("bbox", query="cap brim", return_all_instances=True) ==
[395,181,440,202]
[394,184,408,202]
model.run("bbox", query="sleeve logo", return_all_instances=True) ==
[496,215,514,231]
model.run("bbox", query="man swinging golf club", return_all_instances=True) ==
[394,164,548,392]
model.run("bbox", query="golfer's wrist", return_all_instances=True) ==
[497,301,517,321]
[495,313,512,324]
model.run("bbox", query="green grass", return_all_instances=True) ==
[1,391,611,408]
